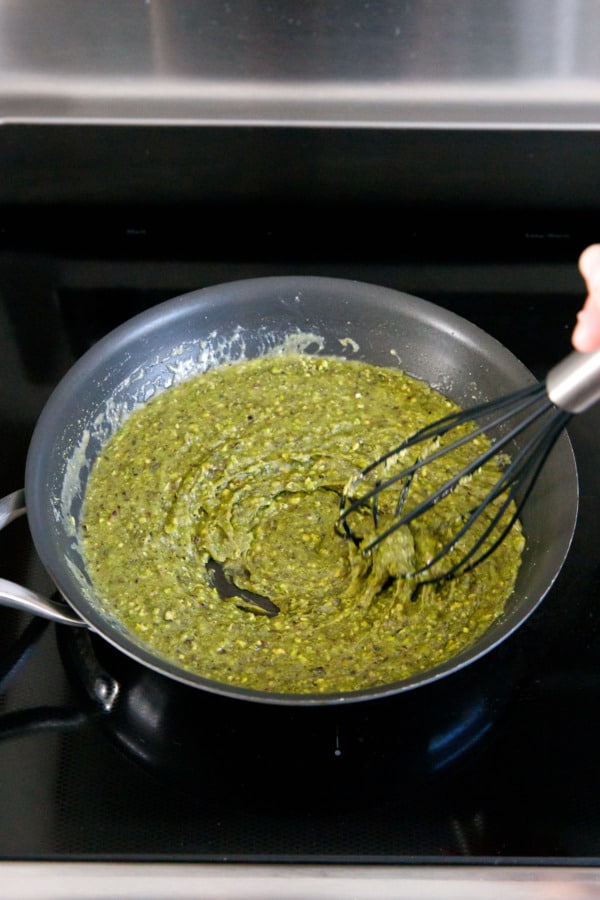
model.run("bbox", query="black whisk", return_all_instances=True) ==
[338,349,600,582]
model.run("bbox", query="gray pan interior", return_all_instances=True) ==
[24,276,579,705]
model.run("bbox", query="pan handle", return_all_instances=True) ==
[0,490,87,628]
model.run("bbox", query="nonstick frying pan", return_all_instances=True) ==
[0,276,578,706]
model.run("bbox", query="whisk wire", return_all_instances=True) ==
[359,382,547,479]
[340,382,548,527]
[358,386,553,550]
[338,380,572,582]
[410,406,572,581]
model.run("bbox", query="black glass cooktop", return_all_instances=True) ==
[2,208,600,863]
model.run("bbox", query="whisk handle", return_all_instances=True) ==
[546,348,600,413]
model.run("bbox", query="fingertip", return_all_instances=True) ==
[579,244,600,284]
[572,306,600,352]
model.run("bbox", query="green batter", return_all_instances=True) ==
[81,353,524,695]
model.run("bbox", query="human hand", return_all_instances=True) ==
[572,244,600,352]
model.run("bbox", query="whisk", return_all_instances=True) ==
[338,349,600,582]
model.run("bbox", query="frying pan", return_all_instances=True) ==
[0,276,579,706]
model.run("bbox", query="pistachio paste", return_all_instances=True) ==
[81,353,524,695]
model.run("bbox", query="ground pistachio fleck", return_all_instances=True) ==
[81,353,524,695]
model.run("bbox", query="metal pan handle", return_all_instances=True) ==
[0,490,87,628]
